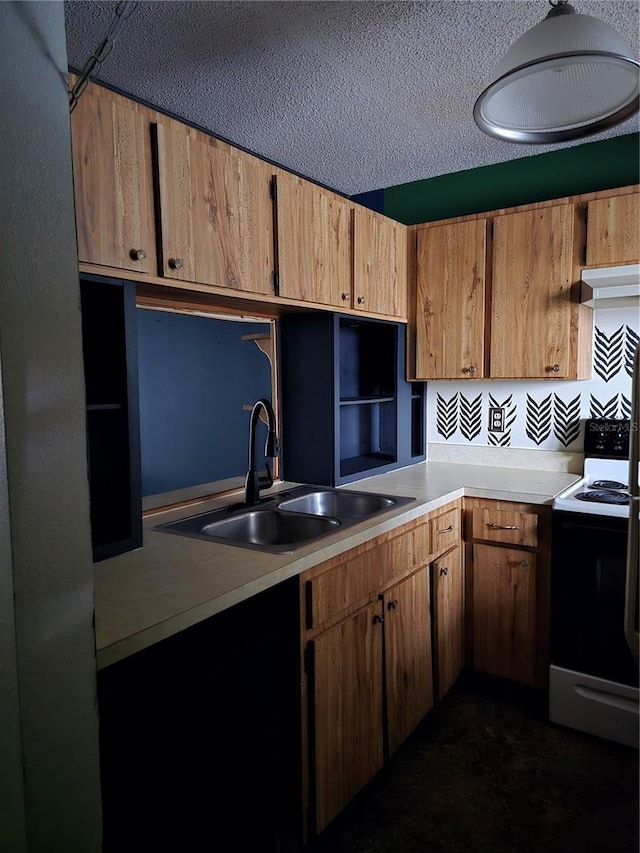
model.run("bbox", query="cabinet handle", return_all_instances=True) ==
[550,364,561,373]
[341,292,350,301]
[439,566,448,576]
[357,296,365,304]
[168,257,184,270]
[387,599,398,610]
[438,525,453,534]
[487,522,519,530]
[373,614,384,625]
[129,248,146,261]
[520,560,530,567]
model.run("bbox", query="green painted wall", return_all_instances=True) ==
[382,133,639,225]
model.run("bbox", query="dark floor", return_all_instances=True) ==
[307,673,639,853]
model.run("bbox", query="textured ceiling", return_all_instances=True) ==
[64,0,640,196]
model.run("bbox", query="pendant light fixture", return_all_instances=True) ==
[474,0,639,143]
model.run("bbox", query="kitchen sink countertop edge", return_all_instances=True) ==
[94,461,580,669]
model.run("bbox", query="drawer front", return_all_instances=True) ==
[388,521,430,582]
[429,508,460,558]
[305,543,387,629]
[471,507,538,547]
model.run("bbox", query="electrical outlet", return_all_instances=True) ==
[488,406,505,433]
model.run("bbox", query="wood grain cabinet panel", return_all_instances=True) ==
[470,507,538,548]
[472,544,537,686]
[388,521,430,581]
[490,205,575,379]
[466,498,551,689]
[415,219,487,379]
[586,193,640,267]
[352,206,407,319]
[275,172,351,307]
[71,88,156,274]
[384,566,434,755]
[154,120,274,294]
[305,542,388,629]
[429,507,461,559]
[432,544,464,700]
[311,601,384,833]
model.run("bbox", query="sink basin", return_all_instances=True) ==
[278,489,396,519]
[156,505,340,553]
[156,486,415,553]
[201,510,340,548]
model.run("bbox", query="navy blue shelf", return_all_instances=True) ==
[280,312,425,487]
[80,274,142,563]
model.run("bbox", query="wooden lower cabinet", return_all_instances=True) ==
[311,600,385,833]
[431,545,464,700]
[384,566,434,756]
[302,511,455,838]
[466,497,551,688]
[472,543,537,685]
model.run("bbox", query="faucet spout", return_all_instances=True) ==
[244,398,278,506]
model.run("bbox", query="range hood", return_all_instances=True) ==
[581,264,640,309]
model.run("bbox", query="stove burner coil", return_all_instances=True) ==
[575,490,630,505]
[589,479,628,491]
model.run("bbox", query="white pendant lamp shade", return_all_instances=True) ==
[474,2,640,143]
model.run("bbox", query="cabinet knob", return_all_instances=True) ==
[168,257,184,270]
[373,613,384,625]
[520,560,529,567]
[387,599,398,610]
[341,292,350,301]
[439,566,448,576]
[129,249,146,261]
[464,365,476,374]
[357,296,365,304]
[550,364,561,373]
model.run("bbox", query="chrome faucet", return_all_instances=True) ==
[244,398,279,506]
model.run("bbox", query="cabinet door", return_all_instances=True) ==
[311,601,384,833]
[353,206,407,319]
[275,172,351,307]
[586,194,640,267]
[490,205,574,378]
[154,121,274,294]
[432,545,464,700]
[472,544,536,686]
[71,88,156,274]
[384,567,434,756]
[415,219,487,379]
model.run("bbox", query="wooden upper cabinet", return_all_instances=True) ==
[490,205,576,379]
[415,219,487,379]
[154,120,274,295]
[586,193,640,267]
[275,172,351,307]
[70,87,156,274]
[352,207,407,319]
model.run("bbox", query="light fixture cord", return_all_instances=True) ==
[69,1,138,113]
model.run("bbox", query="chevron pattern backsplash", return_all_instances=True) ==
[427,307,639,452]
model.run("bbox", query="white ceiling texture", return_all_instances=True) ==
[64,1,640,196]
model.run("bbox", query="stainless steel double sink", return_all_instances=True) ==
[156,486,415,553]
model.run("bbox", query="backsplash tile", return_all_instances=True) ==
[427,307,639,453]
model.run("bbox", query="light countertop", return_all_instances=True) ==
[94,460,579,669]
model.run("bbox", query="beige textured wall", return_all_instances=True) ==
[0,2,102,849]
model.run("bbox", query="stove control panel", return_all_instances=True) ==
[584,418,631,458]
